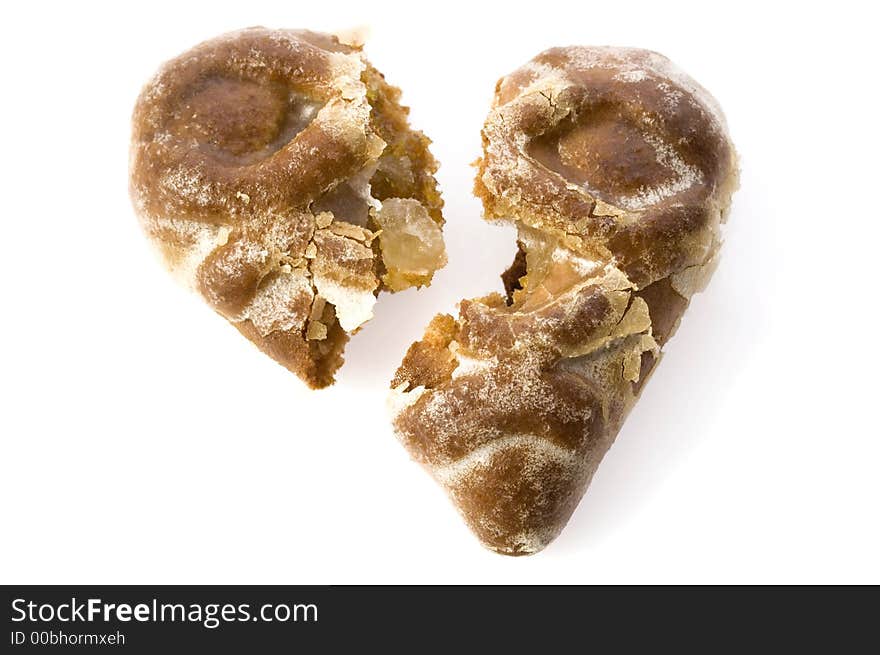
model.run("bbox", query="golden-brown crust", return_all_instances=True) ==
[391,47,738,555]
[130,28,445,388]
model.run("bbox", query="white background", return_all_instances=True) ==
[1,1,877,584]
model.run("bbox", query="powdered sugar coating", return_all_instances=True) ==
[391,47,738,555]
[478,46,737,288]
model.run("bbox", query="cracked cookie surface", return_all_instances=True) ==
[131,27,445,388]
[390,47,738,555]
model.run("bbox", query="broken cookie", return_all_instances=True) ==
[130,28,445,388]
[390,47,738,555]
